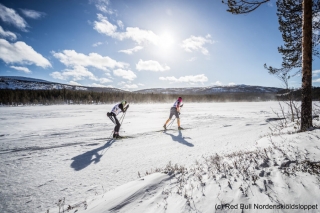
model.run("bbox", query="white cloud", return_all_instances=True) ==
[69,81,82,86]
[92,42,103,47]
[105,73,112,78]
[93,14,160,45]
[10,66,31,73]
[313,78,320,83]
[117,20,124,29]
[20,9,45,19]
[181,34,214,55]
[50,65,97,81]
[228,82,236,86]
[91,83,112,87]
[187,57,197,62]
[99,77,112,83]
[0,3,27,30]
[213,81,222,86]
[122,84,138,89]
[50,71,65,80]
[52,50,127,71]
[93,14,117,37]
[0,39,51,68]
[138,83,144,86]
[94,15,178,49]
[90,0,116,15]
[118,46,143,55]
[159,74,208,83]
[0,26,17,40]
[124,27,159,45]
[312,70,320,76]
[136,59,170,72]
[113,69,137,81]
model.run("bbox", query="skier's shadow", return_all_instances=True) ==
[71,139,115,171]
[164,130,194,147]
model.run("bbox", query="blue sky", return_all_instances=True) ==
[0,0,320,90]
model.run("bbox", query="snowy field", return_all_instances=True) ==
[0,102,319,213]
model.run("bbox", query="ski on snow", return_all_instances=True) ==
[159,128,190,133]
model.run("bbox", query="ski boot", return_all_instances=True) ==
[116,134,124,139]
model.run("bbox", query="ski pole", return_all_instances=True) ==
[120,111,127,126]
[167,118,175,129]
[108,130,113,139]
[119,112,125,123]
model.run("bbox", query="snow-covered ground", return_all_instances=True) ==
[0,102,319,213]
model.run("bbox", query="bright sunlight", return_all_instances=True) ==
[158,32,174,50]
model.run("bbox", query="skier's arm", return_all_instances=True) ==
[177,101,182,113]
[120,103,129,112]
[124,104,129,112]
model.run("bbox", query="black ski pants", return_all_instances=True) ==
[108,112,120,133]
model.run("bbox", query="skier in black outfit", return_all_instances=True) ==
[107,100,129,138]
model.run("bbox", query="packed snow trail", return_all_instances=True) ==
[0,102,282,213]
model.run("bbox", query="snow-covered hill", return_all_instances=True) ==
[0,76,126,93]
[0,76,283,95]
[135,85,283,95]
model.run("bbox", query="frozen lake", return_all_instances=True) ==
[0,102,284,213]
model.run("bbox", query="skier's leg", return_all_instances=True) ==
[109,116,115,124]
[113,123,117,138]
[164,108,174,129]
[175,109,183,129]
[107,112,115,124]
[163,118,171,130]
[114,115,121,137]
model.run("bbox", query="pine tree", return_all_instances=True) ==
[222,0,320,131]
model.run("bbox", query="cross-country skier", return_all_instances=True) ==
[163,97,183,130]
[107,100,129,138]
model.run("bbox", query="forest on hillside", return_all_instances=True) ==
[0,89,284,105]
[0,87,319,106]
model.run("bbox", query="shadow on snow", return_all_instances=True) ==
[164,130,194,147]
[71,139,115,171]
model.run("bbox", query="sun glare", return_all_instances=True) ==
[158,33,174,50]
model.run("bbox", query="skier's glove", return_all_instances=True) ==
[125,104,129,112]
[178,112,181,115]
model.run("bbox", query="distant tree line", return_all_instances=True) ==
[276,87,320,101]
[0,89,286,106]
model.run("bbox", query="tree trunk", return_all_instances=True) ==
[301,0,313,131]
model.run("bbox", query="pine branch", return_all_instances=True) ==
[222,0,270,14]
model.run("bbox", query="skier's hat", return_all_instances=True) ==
[178,97,182,102]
